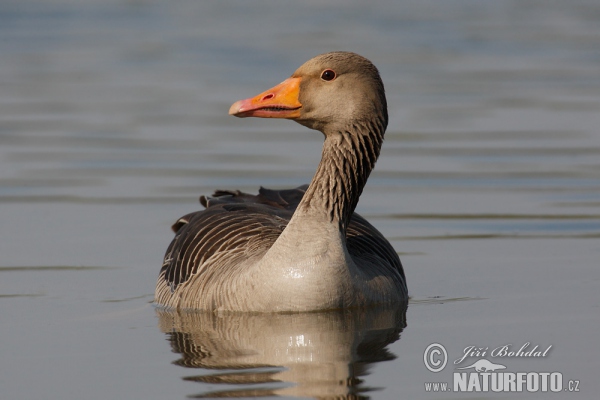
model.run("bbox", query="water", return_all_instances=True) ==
[1,0,599,398]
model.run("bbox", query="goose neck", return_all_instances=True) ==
[298,120,385,230]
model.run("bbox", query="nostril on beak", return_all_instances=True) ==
[262,93,274,101]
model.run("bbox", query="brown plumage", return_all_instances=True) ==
[155,52,408,311]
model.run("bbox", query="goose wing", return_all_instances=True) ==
[159,186,306,292]
[160,185,403,292]
[346,214,405,284]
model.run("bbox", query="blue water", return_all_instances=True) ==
[1,0,599,399]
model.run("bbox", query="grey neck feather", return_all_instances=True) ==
[298,117,386,232]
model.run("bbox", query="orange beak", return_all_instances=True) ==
[229,77,302,119]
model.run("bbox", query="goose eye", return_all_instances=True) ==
[320,69,336,81]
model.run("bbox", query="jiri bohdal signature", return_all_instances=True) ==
[454,342,552,365]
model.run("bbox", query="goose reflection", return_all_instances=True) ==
[156,305,407,398]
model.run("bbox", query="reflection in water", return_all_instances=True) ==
[156,305,407,398]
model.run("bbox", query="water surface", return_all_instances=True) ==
[1,0,599,398]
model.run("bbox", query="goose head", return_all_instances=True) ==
[229,51,388,136]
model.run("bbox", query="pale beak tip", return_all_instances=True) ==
[228,100,248,117]
[228,101,240,116]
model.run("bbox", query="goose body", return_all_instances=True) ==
[155,52,408,311]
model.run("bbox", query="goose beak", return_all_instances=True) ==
[229,77,302,119]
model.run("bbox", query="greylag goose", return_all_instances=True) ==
[155,51,407,312]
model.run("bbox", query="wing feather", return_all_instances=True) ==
[159,185,403,293]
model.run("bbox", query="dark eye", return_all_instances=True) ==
[320,69,336,81]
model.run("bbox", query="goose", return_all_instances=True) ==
[155,51,408,312]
